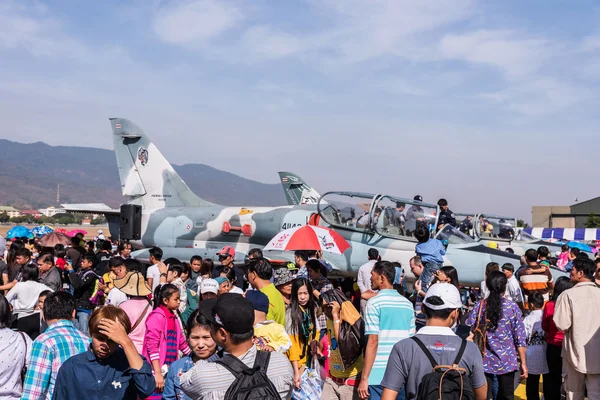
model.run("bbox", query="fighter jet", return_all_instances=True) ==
[108,118,546,286]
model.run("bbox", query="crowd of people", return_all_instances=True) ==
[0,232,599,400]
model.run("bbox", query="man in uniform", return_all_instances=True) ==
[437,198,457,231]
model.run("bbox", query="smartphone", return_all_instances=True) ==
[455,324,471,340]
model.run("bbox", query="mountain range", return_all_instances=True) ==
[0,139,286,209]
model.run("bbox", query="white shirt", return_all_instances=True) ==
[106,287,128,307]
[524,310,549,375]
[0,328,32,399]
[481,277,523,303]
[5,281,53,317]
[357,260,377,293]
[480,280,489,299]
[146,264,161,293]
[505,275,524,304]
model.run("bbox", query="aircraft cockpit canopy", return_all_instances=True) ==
[474,214,517,242]
[317,192,440,240]
[435,224,476,245]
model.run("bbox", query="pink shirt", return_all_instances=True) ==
[119,298,152,354]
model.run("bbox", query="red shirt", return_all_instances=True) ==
[56,258,66,270]
[542,300,564,346]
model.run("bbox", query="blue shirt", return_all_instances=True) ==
[51,347,155,400]
[164,353,221,400]
[163,355,195,400]
[364,289,416,385]
[415,238,445,264]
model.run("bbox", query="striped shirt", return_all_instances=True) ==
[364,289,415,385]
[180,345,294,400]
[21,320,90,400]
[519,266,553,302]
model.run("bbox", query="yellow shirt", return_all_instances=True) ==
[326,318,364,379]
[102,271,116,295]
[253,320,292,353]
[285,307,316,366]
[260,284,286,326]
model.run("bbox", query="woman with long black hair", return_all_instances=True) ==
[467,270,528,400]
[434,266,460,289]
[285,277,319,390]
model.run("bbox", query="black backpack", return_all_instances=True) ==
[411,336,475,400]
[216,351,280,400]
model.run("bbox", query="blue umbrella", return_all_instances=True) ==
[32,225,54,237]
[6,226,34,239]
[567,241,593,253]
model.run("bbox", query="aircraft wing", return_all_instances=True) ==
[61,203,121,216]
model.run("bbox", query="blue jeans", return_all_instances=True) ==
[369,385,406,400]
[420,262,442,288]
[74,310,91,336]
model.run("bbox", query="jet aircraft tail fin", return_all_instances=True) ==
[110,118,214,210]
[278,171,322,205]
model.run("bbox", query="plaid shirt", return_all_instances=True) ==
[21,320,90,400]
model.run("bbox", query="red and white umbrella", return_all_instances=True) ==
[263,225,350,255]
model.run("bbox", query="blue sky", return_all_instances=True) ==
[1,0,599,221]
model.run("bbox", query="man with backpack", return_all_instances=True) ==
[380,283,487,400]
[180,293,294,399]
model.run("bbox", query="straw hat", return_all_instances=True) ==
[113,271,151,297]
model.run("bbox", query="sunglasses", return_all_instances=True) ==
[218,255,230,260]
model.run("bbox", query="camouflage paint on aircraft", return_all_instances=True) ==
[109,118,568,286]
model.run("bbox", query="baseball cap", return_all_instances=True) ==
[245,290,269,314]
[201,294,254,334]
[274,267,297,287]
[501,263,515,272]
[423,283,463,310]
[414,195,423,202]
[200,279,219,295]
[217,246,235,258]
[214,277,228,286]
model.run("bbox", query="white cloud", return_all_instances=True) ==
[480,78,592,116]
[238,26,312,59]
[439,30,550,79]
[153,0,242,45]
[0,1,87,58]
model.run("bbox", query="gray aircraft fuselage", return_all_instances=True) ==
[111,117,566,286]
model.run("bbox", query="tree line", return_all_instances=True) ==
[0,212,106,226]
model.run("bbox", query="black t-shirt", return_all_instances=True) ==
[94,251,111,276]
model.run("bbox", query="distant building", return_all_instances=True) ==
[20,210,42,219]
[39,207,67,217]
[532,196,600,228]
[0,206,20,218]
[82,218,91,226]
